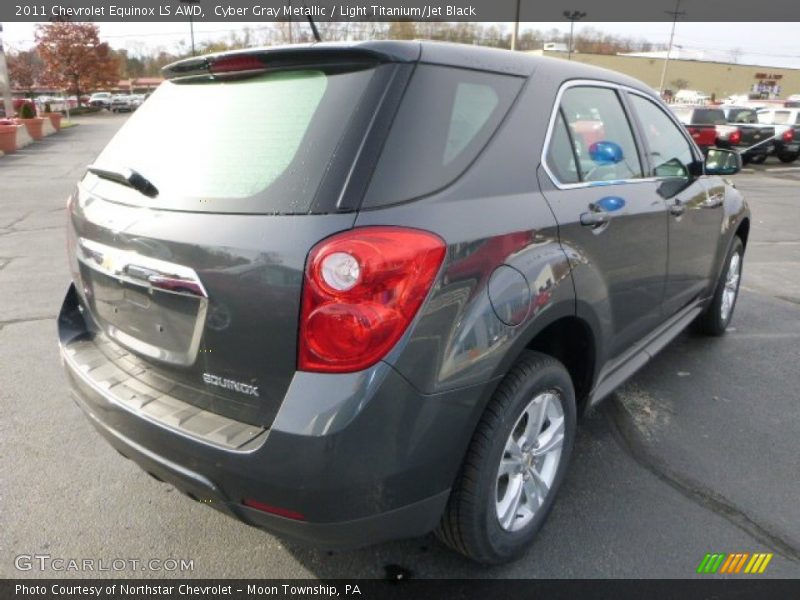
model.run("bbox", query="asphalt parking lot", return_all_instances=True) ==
[1,112,799,579]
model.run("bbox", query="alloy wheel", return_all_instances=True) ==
[495,391,565,532]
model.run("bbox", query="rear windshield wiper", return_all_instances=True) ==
[86,165,159,198]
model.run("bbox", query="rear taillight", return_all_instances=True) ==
[728,129,742,145]
[783,129,794,143]
[299,227,446,373]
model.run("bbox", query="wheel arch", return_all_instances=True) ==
[489,308,599,415]
[735,217,750,248]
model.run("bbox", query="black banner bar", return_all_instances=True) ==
[4,579,800,600]
[3,0,800,22]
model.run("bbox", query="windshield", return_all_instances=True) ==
[91,65,378,214]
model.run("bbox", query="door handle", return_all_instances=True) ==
[669,200,686,217]
[580,211,610,227]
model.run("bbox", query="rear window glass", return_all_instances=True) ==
[362,65,523,208]
[690,109,727,125]
[727,109,758,124]
[90,66,377,214]
[772,111,792,125]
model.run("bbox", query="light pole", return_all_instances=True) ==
[0,23,15,119]
[658,0,686,94]
[563,10,587,60]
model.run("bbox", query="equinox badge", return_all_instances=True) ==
[202,373,260,397]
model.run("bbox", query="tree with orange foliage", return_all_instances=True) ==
[35,22,119,105]
[7,49,43,96]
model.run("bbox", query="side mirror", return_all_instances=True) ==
[705,148,742,176]
[589,141,624,165]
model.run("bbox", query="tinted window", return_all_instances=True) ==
[363,66,523,208]
[630,95,694,178]
[92,66,378,214]
[545,111,580,184]
[559,86,642,182]
[690,109,727,125]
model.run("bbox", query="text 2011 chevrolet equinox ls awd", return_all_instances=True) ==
[58,41,749,563]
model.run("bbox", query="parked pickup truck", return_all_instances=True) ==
[671,105,774,164]
[756,107,800,163]
[720,106,780,164]
[683,123,717,153]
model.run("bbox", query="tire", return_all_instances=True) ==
[693,236,744,336]
[436,351,576,564]
[778,151,799,164]
[748,154,767,165]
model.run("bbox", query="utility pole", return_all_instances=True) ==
[179,0,198,56]
[659,0,686,94]
[563,11,587,60]
[0,23,15,119]
[511,0,521,51]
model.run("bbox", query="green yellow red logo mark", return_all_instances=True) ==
[697,552,773,574]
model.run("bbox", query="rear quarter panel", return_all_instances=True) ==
[354,73,576,395]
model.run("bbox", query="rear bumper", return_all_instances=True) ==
[74,395,450,547]
[59,285,490,548]
[775,142,800,154]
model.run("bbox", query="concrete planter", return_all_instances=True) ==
[42,118,57,137]
[15,123,33,149]
[19,117,45,141]
[0,123,17,154]
[44,112,63,132]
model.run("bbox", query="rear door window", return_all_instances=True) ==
[545,111,580,184]
[362,65,523,208]
[90,65,380,214]
[554,86,643,183]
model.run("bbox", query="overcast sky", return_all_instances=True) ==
[4,21,800,69]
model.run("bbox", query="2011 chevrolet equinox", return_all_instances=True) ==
[58,41,749,564]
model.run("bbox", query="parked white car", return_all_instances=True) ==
[674,89,711,105]
[110,95,134,113]
[89,92,112,109]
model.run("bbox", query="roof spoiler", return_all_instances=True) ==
[162,43,421,80]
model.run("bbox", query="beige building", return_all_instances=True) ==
[528,50,800,101]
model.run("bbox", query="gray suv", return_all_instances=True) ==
[58,41,749,564]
